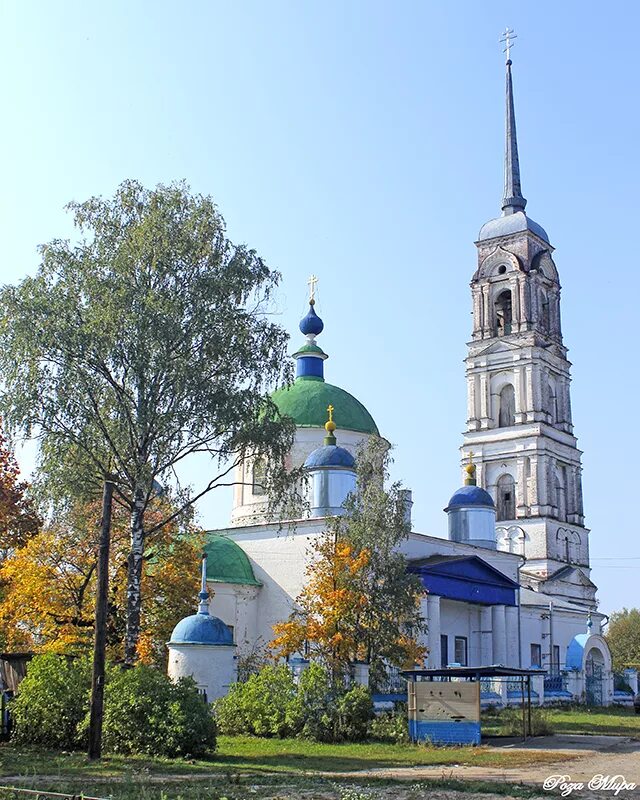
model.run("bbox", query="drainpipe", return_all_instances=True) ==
[516,556,525,667]
[549,600,554,672]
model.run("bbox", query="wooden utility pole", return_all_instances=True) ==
[88,479,114,760]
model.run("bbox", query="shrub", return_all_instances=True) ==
[289,662,335,741]
[368,710,409,743]
[485,705,553,737]
[95,666,216,757]
[11,653,91,749]
[215,663,374,742]
[335,684,374,742]
[214,664,298,737]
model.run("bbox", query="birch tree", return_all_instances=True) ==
[0,180,298,663]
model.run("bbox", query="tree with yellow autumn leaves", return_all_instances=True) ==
[271,440,427,688]
[0,495,203,666]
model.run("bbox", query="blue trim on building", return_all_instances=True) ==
[296,356,325,380]
[408,720,481,746]
[409,556,518,607]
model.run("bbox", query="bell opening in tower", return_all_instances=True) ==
[494,290,512,336]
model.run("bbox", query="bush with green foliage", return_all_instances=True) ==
[215,663,373,742]
[12,655,215,757]
[94,666,216,757]
[368,710,410,743]
[334,685,374,742]
[214,664,298,737]
[483,705,553,737]
[10,653,91,749]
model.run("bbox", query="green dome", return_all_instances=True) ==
[271,378,379,435]
[204,534,262,586]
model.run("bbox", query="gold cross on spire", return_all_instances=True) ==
[327,404,334,423]
[500,27,517,62]
[468,451,474,466]
[308,274,318,303]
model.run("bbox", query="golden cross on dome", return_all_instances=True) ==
[500,27,517,61]
[308,274,318,302]
[468,451,475,466]
[327,404,334,423]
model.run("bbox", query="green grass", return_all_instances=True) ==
[545,705,640,739]
[0,735,563,781]
[0,776,549,800]
[481,704,640,740]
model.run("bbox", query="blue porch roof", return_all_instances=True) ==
[408,555,519,607]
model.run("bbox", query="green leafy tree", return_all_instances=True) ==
[0,180,299,664]
[272,439,427,689]
[333,439,428,688]
[606,608,640,672]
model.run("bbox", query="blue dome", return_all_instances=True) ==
[446,485,495,510]
[305,444,355,469]
[299,303,324,336]
[565,633,589,670]
[169,612,233,645]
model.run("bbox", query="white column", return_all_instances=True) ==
[524,365,534,420]
[480,606,493,665]
[426,594,441,668]
[505,605,519,667]
[467,374,478,429]
[492,605,507,666]
[479,373,491,428]
[514,366,525,423]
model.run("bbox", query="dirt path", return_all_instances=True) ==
[2,736,639,799]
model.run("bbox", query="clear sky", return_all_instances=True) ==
[2,1,638,616]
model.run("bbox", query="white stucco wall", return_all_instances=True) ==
[167,643,236,703]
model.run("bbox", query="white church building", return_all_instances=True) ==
[169,52,636,708]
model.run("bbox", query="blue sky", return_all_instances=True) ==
[2,1,638,616]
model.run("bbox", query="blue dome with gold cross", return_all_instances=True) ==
[271,287,378,436]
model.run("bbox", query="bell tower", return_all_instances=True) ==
[461,37,595,603]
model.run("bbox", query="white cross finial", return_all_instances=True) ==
[307,274,318,302]
[500,27,517,62]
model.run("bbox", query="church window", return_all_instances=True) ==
[494,290,513,336]
[498,383,516,427]
[552,645,561,673]
[454,636,468,666]
[548,380,558,423]
[530,643,542,668]
[555,467,567,521]
[496,474,516,521]
[252,458,266,496]
[498,264,507,275]
[539,290,550,331]
[440,634,449,668]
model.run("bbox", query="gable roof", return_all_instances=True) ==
[408,555,519,606]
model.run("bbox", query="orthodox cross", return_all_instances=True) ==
[468,451,474,466]
[327,404,334,424]
[500,27,517,61]
[308,274,318,302]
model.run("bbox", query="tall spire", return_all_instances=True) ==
[500,28,527,216]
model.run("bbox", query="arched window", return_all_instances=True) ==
[555,467,567,522]
[498,384,516,427]
[548,379,558,423]
[495,290,513,336]
[496,474,516,521]
[539,289,550,331]
[252,458,266,496]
